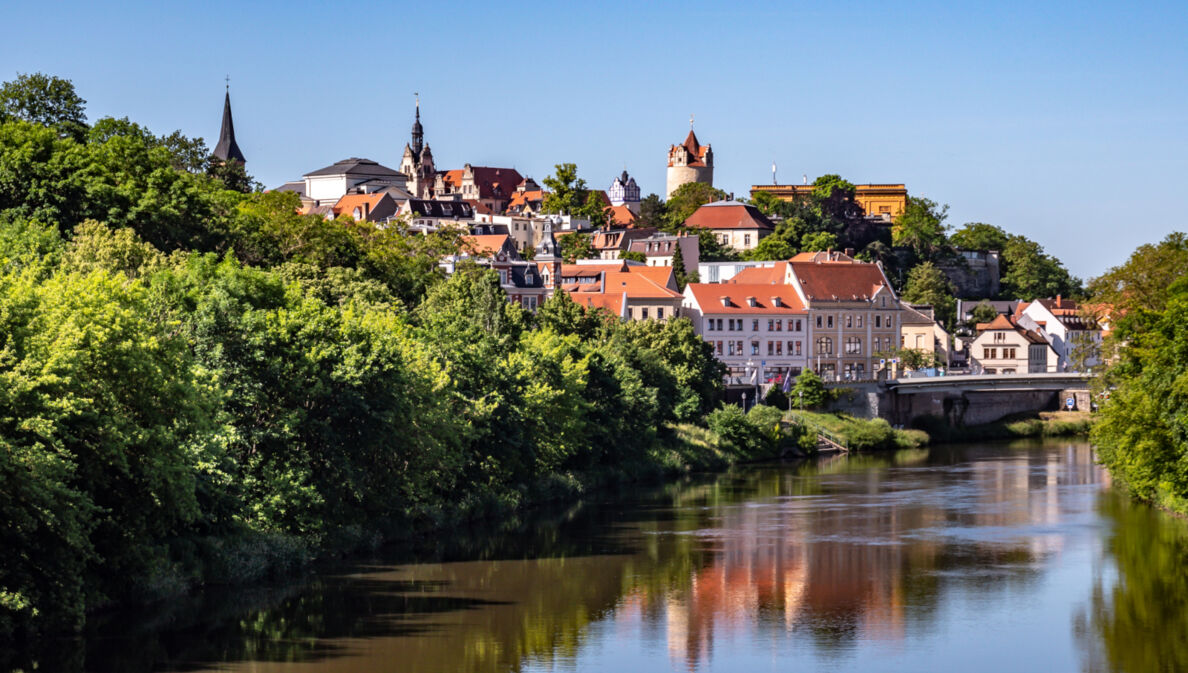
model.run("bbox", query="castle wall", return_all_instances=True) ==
[666,166,713,200]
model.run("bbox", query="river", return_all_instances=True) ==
[15,440,1188,672]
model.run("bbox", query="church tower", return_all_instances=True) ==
[212,82,245,165]
[665,116,712,200]
[400,96,436,199]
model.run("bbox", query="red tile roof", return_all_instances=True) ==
[602,271,682,299]
[508,189,545,210]
[462,234,512,257]
[464,199,494,215]
[686,283,807,314]
[789,259,893,302]
[975,314,1049,344]
[569,291,627,316]
[332,193,388,218]
[668,130,711,167]
[684,202,774,231]
[609,204,637,226]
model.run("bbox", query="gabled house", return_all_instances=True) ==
[1016,296,1103,372]
[683,201,774,252]
[682,283,809,383]
[899,304,950,370]
[301,158,411,204]
[562,262,683,321]
[970,314,1057,374]
[627,232,699,270]
[590,228,657,260]
[435,164,524,214]
[331,192,400,222]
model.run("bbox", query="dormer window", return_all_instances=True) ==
[746,297,757,307]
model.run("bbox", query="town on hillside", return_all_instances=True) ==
[218,91,1104,394]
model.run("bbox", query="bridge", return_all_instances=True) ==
[828,373,1095,426]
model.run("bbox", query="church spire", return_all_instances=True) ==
[411,93,424,156]
[212,80,245,164]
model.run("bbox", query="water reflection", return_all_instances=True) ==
[10,442,1188,673]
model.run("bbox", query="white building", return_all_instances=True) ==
[1016,297,1103,371]
[682,283,809,384]
[970,314,1057,374]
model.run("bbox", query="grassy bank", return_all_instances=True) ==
[787,410,930,451]
[914,411,1095,443]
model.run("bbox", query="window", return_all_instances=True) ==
[657,307,664,319]
[768,319,775,331]
[993,332,1006,343]
[827,316,834,329]
[856,315,863,328]
[715,341,723,356]
[775,320,783,332]
[983,347,998,359]
[767,341,774,356]
[845,314,853,328]
[716,319,723,331]
[728,341,736,356]
[875,315,882,328]
[789,340,801,356]
[751,341,760,355]
[1003,347,1016,359]
[641,307,649,320]
[736,340,743,355]
[776,341,783,355]
[844,336,862,355]
[795,319,803,331]
[707,319,715,331]
[816,337,833,355]
[744,234,751,246]
[752,319,760,331]
[727,318,735,331]
[816,315,823,328]
[499,270,508,285]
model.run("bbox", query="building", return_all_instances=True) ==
[970,314,1057,374]
[397,198,476,230]
[683,201,774,252]
[666,126,713,200]
[899,304,950,370]
[682,283,809,383]
[331,192,399,222]
[608,170,641,214]
[749,183,908,218]
[297,158,411,205]
[939,250,1001,298]
[697,260,778,284]
[212,87,245,166]
[627,232,699,270]
[1016,296,1103,371]
[955,299,1020,327]
[591,228,658,260]
[505,178,545,216]
[563,261,683,321]
[435,164,524,214]
[397,98,437,199]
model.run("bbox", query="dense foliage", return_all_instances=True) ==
[0,76,742,639]
[1091,233,1188,514]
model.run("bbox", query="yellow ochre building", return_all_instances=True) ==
[750,183,908,218]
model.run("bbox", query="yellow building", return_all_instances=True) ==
[750,183,908,218]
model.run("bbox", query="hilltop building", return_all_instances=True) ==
[608,170,641,214]
[666,124,713,199]
[398,97,436,199]
[683,201,773,251]
[750,183,908,218]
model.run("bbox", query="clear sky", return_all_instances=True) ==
[2,0,1185,279]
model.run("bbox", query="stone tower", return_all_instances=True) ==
[665,121,712,200]
[399,97,436,198]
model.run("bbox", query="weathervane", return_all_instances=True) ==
[689,113,694,129]
[225,75,230,92]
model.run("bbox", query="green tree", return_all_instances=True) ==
[579,189,611,228]
[999,234,1080,300]
[637,193,665,229]
[1088,231,1188,316]
[793,369,827,408]
[559,231,595,263]
[968,299,1000,327]
[619,250,646,263]
[0,73,87,139]
[950,222,1008,251]
[746,233,797,261]
[671,239,690,290]
[800,231,838,252]
[541,163,587,215]
[901,261,957,328]
[662,182,727,231]
[892,196,951,262]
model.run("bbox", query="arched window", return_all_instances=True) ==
[816,337,833,355]
[845,336,862,354]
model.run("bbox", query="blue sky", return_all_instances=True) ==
[2,0,1185,279]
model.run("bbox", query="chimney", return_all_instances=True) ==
[1057,294,1062,307]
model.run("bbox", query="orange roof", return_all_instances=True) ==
[685,283,807,314]
[789,259,892,302]
[728,263,786,284]
[791,251,855,263]
[508,189,545,209]
[609,204,637,226]
[603,271,682,299]
[332,193,386,217]
[561,262,627,277]
[975,314,1049,344]
[684,202,774,231]
[668,130,711,167]
[569,291,627,316]
[464,199,494,215]
[631,265,677,289]
[461,234,511,256]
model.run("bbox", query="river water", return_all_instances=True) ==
[21,440,1188,672]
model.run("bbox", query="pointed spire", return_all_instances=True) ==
[411,92,424,156]
[212,83,245,164]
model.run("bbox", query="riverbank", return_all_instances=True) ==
[786,409,1094,452]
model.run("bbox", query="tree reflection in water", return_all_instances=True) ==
[20,441,1181,673]
[1077,492,1188,673]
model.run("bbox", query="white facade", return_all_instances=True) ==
[1017,301,1103,372]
